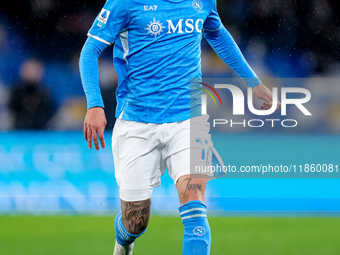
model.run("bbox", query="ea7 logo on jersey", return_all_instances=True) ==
[144,5,157,11]
[97,9,110,24]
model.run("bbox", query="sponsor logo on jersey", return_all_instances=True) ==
[167,19,203,33]
[145,18,204,37]
[192,0,203,12]
[145,18,166,38]
[98,9,110,24]
[193,226,206,236]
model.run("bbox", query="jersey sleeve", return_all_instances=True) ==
[79,37,108,109]
[203,0,261,87]
[203,0,223,32]
[88,0,130,45]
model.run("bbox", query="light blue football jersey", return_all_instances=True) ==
[88,0,221,123]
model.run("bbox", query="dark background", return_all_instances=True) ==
[0,0,339,130]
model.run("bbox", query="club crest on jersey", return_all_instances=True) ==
[192,0,203,12]
[97,9,110,24]
[145,18,165,38]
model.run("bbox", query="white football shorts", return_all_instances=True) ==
[112,114,224,201]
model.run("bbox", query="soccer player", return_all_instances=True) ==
[79,0,280,254]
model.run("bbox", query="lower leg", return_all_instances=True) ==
[114,199,151,255]
[120,199,151,235]
[176,175,211,255]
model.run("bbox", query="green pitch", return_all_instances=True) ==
[1,215,339,255]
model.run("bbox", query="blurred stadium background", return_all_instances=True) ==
[0,0,340,254]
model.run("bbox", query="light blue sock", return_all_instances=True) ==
[179,200,211,255]
[114,212,146,246]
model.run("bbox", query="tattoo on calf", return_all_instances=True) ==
[181,178,202,199]
[121,199,151,234]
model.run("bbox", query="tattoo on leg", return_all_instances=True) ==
[121,199,151,235]
[181,178,202,199]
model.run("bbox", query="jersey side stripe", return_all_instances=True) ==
[119,30,129,64]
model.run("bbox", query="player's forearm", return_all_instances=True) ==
[203,26,261,87]
[79,37,108,109]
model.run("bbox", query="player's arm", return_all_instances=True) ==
[80,0,130,150]
[203,1,280,110]
[203,27,280,110]
[79,37,108,151]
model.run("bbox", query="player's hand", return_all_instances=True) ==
[252,83,281,111]
[84,107,107,151]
